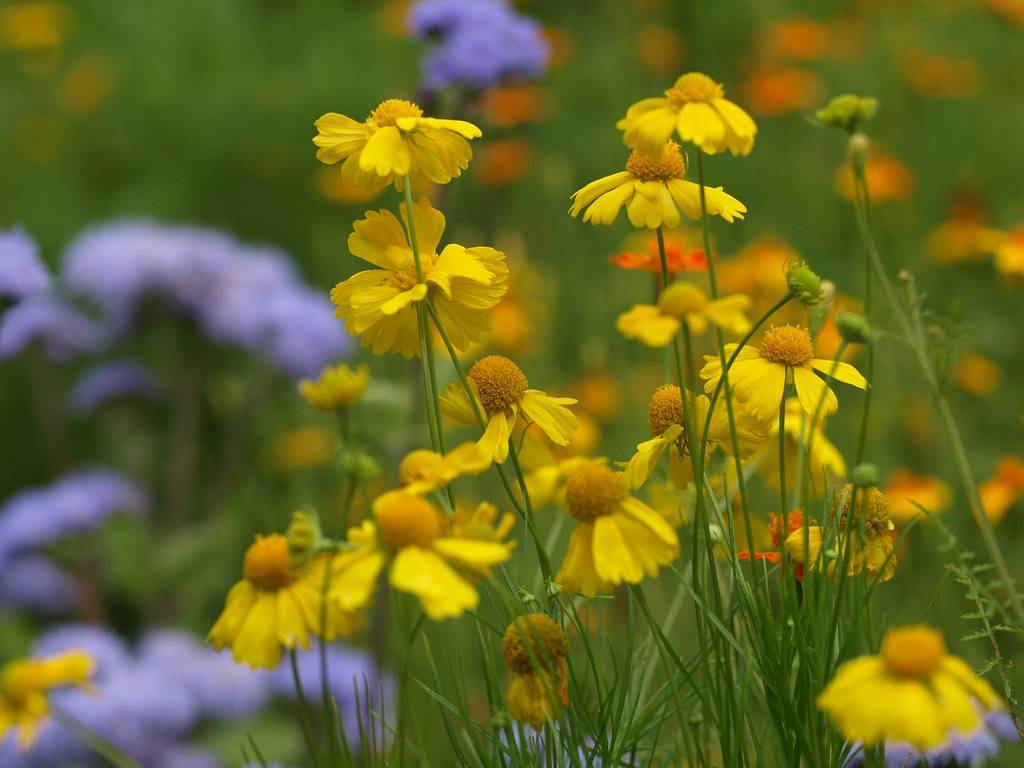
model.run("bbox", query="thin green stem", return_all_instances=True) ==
[778,393,788,518]
[290,648,323,768]
[852,164,874,465]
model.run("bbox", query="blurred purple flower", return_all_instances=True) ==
[0,295,101,363]
[0,227,51,301]
[68,360,162,415]
[153,746,221,768]
[409,0,549,92]
[261,287,350,379]
[0,469,148,562]
[0,556,76,615]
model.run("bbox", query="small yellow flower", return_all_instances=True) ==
[439,355,577,464]
[884,469,952,525]
[298,363,369,410]
[0,651,94,749]
[700,324,867,421]
[624,385,768,491]
[313,98,482,190]
[617,282,751,347]
[502,614,570,730]
[272,425,333,472]
[556,464,679,596]
[569,142,746,229]
[398,442,490,495]
[818,625,1004,750]
[0,2,72,52]
[208,533,359,668]
[328,491,515,621]
[754,398,846,498]
[331,198,508,358]
[616,72,757,158]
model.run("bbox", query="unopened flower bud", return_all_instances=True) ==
[852,463,879,488]
[815,94,878,133]
[339,450,380,483]
[848,132,870,173]
[836,312,874,345]
[286,509,322,564]
[786,262,824,307]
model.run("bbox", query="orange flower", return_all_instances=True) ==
[927,199,1003,265]
[716,235,795,314]
[987,0,1024,27]
[740,67,824,117]
[994,228,1024,280]
[953,354,1001,397]
[901,51,983,100]
[610,231,707,275]
[834,152,915,204]
[572,372,622,422]
[758,18,829,61]
[634,23,683,75]
[479,86,548,128]
[884,469,953,525]
[980,457,1024,525]
[474,138,533,187]
[738,509,807,580]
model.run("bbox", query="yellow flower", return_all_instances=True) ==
[298,363,369,410]
[0,2,72,52]
[569,142,746,229]
[208,533,359,668]
[952,353,1001,397]
[438,355,577,464]
[617,282,751,347]
[328,491,514,621]
[313,98,481,190]
[994,228,1024,280]
[0,651,93,749]
[616,72,757,158]
[754,398,846,498]
[786,485,898,582]
[623,385,768,491]
[699,324,867,421]
[556,464,679,596]
[398,442,490,494]
[272,425,333,472]
[884,469,952,525]
[818,625,1003,750]
[980,456,1024,525]
[331,198,508,358]
[502,614,570,730]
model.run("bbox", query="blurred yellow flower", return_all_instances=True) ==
[439,355,576,464]
[617,72,757,158]
[314,167,384,205]
[952,353,1001,397]
[716,235,795,315]
[755,397,846,498]
[900,51,983,100]
[617,281,751,346]
[0,651,93,749]
[273,425,333,472]
[502,614,569,730]
[299,363,369,410]
[328,491,514,620]
[313,98,481,191]
[994,228,1024,280]
[834,152,915,204]
[572,371,622,422]
[58,55,116,114]
[570,142,746,229]
[700,325,866,421]
[818,625,1003,749]
[884,469,952,525]
[331,198,508,358]
[0,1,71,51]
[556,464,679,596]
[398,442,489,494]
[926,201,1002,265]
[634,23,683,75]
[980,456,1024,525]
[208,534,358,668]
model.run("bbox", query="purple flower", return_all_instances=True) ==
[260,286,350,379]
[0,227,51,301]
[0,295,101,362]
[0,469,148,562]
[409,0,549,92]
[68,360,162,415]
[0,556,76,615]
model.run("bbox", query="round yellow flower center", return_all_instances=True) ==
[666,72,724,105]
[759,325,814,367]
[881,626,946,678]
[374,492,443,550]
[836,485,894,537]
[469,355,528,414]
[647,384,683,437]
[658,282,707,318]
[502,614,569,675]
[398,449,446,486]
[565,464,627,522]
[626,141,687,181]
[390,265,420,291]
[369,98,423,128]
[243,534,295,590]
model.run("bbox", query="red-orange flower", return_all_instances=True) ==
[738,509,806,580]
[610,234,707,275]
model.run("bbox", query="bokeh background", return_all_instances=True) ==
[2,0,1024,765]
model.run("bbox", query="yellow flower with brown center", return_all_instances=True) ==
[398,441,490,495]
[502,614,570,730]
[623,385,768,491]
[569,142,746,229]
[617,281,751,347]
[331,198,508,358]
[313,98,482,191]
[438,355,577,464]
[699,324,867,421]
[556,464,679,596]
[818,625,1006,750]
[328,491,515,621]
[208,533,359,668]
[616,72,757,159]
[298,363,369,410]
[0,651,93,749]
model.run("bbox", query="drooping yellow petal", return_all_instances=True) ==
[810,359,868,390]
[519,390,577,447]
[617,305,680,348]
[792,366,838,417]
[389,546,478,620]
[556,523,609,596]
[359,125,410,177]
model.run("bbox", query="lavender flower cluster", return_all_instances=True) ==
[0,626,383,767]
[408,0,549,92]
[0,470,147,615]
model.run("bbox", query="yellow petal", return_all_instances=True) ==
[389,547,478,620]
[519,390,577,447]
[359,125,410,177]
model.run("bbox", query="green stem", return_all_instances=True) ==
[778,392,788,518]
[852,164,874,465]
[290,648,323,768]
[792,341,848,505]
